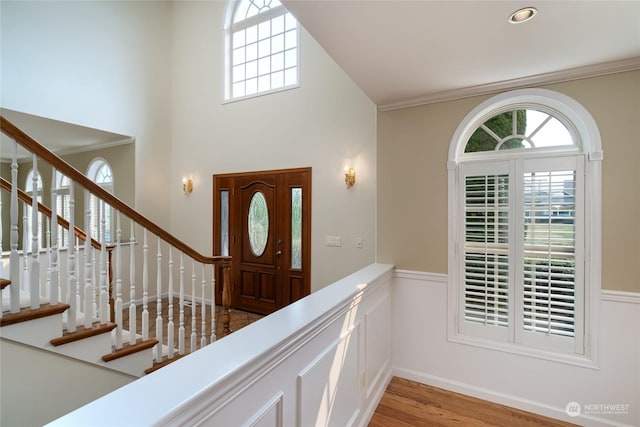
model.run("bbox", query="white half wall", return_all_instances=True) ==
[47,264,393,427]
[391,270,640,427]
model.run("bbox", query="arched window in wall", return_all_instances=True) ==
[225,0,299,101]
[87,158,114,244]
[24,169,43,251]
[54,171,71,247]
[447,89,602,365]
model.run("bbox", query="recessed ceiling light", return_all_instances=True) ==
[508,6,537,24]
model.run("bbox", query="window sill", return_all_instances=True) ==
[447,332,598,370]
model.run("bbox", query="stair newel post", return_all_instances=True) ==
[142,229,149,341]
[155,239,163,362]
[178,253,185,355]
[167,247,175,359]
[67,182,77,332]
[129,222,137,345]
[83,188,93,329]
[50,168,59,304]
[9,140,20,313]
[210,263,216,343]
[222,259,232,337]
[29,155,40,309]
[114,212,123,349]
[200,264,207,349]
[99,201,109,325]
[190,260,197,353]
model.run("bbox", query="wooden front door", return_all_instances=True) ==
[213,168,311,315]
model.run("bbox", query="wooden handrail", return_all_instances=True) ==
[1,115,230,266]
[1,177,102,250]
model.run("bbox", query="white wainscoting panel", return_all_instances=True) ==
[247,393,283,427]
[364,295,391,399]
[297,322,360,426]
[391,269,640,427]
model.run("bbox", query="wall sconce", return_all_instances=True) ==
[182,177,193,195]
[344,167,356,188]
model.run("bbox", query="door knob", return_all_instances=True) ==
[276,250,282,256]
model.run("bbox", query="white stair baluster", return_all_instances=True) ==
[29,156,40,309]
[167,247,174,359]
[0,187,3,317]
[129,222,137,345]
[142,229,149,341]
[99,201,108,324]
[190,260,197,353]
[45,220,50,299]
[178,253,185,355]
[155,239,163,362]
[91,242,97,317]
[50,168,59,304]
[22,207,28,292]
[201,264,206,349]
[9,141,20,313]
[210,265,216,343]
[84,189,93,328]
[115,212,123,349]
[67,183,77,332]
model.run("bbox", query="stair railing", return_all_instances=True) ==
[1,115,232,362]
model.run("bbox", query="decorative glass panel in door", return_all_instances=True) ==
[248,191,269,256]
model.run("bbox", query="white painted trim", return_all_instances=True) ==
[379,57,640,111]
[393,269,446,283]
[601,290,640,304]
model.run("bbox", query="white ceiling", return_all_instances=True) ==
[282,0,640,109]
[2,1,638,157]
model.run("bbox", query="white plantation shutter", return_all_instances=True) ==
[459,162,511,341]
[516,157,584,353]
[458,157,584,352]
[463,174,510,327]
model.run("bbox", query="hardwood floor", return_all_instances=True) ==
[369,377,578,427]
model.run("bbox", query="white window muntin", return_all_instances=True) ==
[224,0,300,102]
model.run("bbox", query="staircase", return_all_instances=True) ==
[0,115,233,379]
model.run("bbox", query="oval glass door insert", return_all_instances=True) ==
[248,191,269,256]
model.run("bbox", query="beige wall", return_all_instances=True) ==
[377,70,640,293]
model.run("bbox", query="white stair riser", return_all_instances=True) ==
[102,348,155,377]
[0,314,64,347]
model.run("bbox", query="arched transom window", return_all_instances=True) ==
[225,0,299,101]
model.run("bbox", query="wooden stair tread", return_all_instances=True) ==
[0,278,10,290]
[144,353,188,375]
[1,303,70,327]
[102,338,159,362]
[51,322,117,346]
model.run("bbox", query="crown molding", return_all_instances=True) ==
[378,57,640,112]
